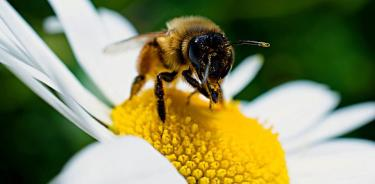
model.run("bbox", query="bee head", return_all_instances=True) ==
[188,32,234,85]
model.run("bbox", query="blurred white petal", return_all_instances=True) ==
[289,138,375,157]
[242,80,339,140]
[48,0,139,104]
[98,8,137,43]
[287,139,375,184]
[176,79,194,92]
[223,54,263,99]
[0,0,112,125]
[285,102,375,151]
[43,16,63,34]
[52,136,186,184]
[43,8,137,42]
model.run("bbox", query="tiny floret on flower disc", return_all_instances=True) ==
[112,89,289,183]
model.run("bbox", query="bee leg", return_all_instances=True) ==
[207,89,223,110]
[130,75,146,99]
[209,83,225,108]
[155,71,178,122]
[218,86,225,108]
[186,90,198,105]
[209,100,214,110]
[182,69,210,98]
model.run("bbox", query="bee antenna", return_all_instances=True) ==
[231,40,271,48]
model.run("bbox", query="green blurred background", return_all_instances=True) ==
[1,0,374,183]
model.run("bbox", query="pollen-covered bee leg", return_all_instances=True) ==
[155,71,178,122]
[182,69,209,98]
[130,75,146,99]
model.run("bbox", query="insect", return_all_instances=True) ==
[104,16,270,122]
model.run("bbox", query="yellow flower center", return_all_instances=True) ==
[112,89,289,184]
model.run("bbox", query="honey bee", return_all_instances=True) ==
[104,16,270,122]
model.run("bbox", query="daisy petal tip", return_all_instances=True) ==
[223,54,264,99]
[43,16,63,34]
[285,80,341,102]
[332,101,375,127]
[287,139,375,184]
[252,53,264,63]
[47,0,140,104]
[284,102,375,152]
[243,80,341,140]
[243,54,264,68]
[358,102,375,121]
[52,136,185,184]
[97,7,138,39]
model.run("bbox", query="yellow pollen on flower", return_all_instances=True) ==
[111,89,289,183]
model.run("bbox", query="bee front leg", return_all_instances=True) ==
[130,75,146,99]
[182,69,210,99]
[217,86,225,107]
[155,71,177,122]
[207,87,223,110]
[186,90,198,105]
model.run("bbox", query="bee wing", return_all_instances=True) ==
[103,31,167,54]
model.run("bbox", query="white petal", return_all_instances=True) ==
[287,139,375,184]
[0,1,112,125]
[43,16,63,34]
[284,102,375,151]
[0,48,58,90]
[48,0,139,104]
[0,18,36,68]
[43,8,137,41]
[176,79,194,92]
[98,8,137,43]
[0,31,28,64]
[58,91,115,142]
[223,54,263,99]
[241,80,339,140]
[289,138,375,157]
[52,136,186,184]
[0,49,113,140]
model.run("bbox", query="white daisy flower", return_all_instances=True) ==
[1,0,374,184]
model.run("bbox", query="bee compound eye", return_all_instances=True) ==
[188,37,204,68]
